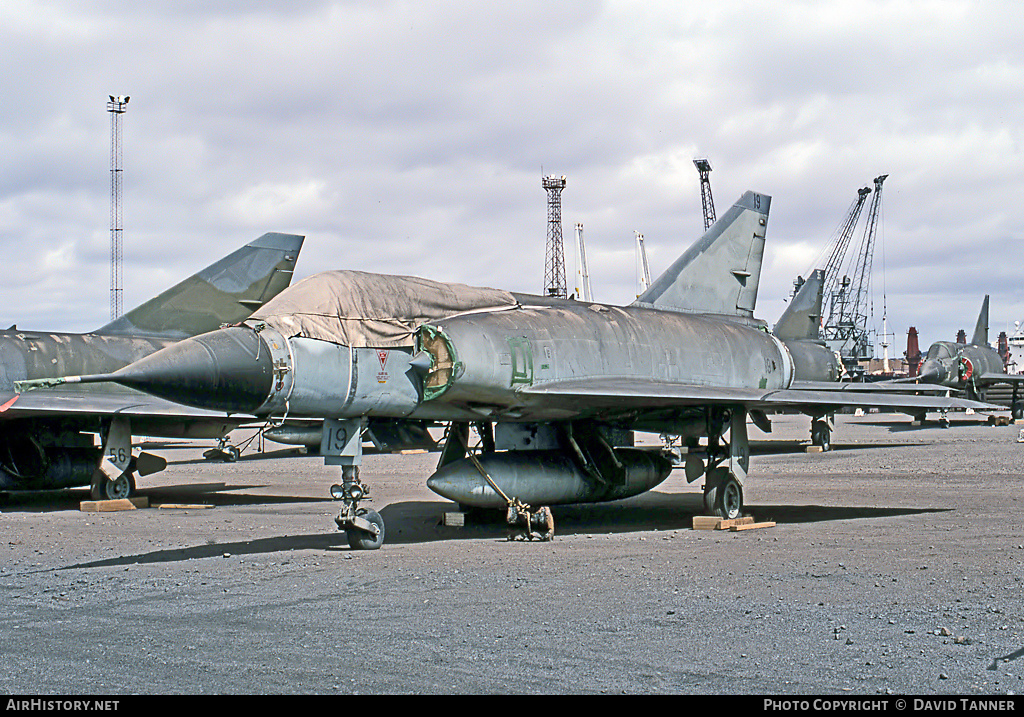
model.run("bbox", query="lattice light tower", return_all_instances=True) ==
[107,95,129,320]
[542,174,567,298]
[693,158,716,230]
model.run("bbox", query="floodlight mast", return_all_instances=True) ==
[542,175,567,298]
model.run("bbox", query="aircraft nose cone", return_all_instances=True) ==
[113,326,274,413]
[916,358,948,385]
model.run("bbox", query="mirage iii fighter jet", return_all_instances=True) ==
[894,296,1024,419]
[19,193,993,548]
[1,232,303,499]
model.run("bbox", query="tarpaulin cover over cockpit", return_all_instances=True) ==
[248,270,518,348]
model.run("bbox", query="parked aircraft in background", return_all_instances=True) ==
[889,296,1024,420]
[0,233,303,499]
[910,297,1024,418]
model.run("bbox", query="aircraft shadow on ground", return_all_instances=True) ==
[990,647,1024,671]
[47,491,949,570]
[0,482,331,513]
[851,418,1003,433]
[58,531,350,571]
[750,440,926,454]
[164,447,313,466]
[375,492,950,545]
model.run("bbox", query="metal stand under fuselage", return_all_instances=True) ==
[437,421,556,541]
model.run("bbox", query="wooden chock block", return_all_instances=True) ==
[718,516,755,530]
[692,516,722,530]
[79,497,148,512]
[693,515,756,530]
[442,512,466,527]
[729,520,774,532]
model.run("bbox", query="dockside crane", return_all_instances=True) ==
[820,186,872,318]
[693,159,716,231]
[821,175,888,371]
[635,231,651,296]
[574,223,593,302]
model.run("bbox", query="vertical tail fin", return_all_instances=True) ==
[631,191,770,317]
[774,269,824,341]
[971,295,990,346]
[96,232,304,339]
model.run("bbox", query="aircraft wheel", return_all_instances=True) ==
[702,467,725,513]
[703,468,742,520]
[91,470,136,501]
[225,446,240,462]
[1012,403,1023,421]
[811,423,831,452]
[347,508,385,550]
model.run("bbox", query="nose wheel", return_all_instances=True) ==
[331,468,384,550]
[344,507,385,550]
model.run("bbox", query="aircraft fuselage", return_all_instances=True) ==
[123,292,797,429]
[918,340,1004,391]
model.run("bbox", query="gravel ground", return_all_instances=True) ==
[1,412,1022,695]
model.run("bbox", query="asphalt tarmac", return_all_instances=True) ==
[2,413,1022,695]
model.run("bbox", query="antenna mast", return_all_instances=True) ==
[107,95,129,320]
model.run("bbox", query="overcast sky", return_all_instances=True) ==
[2,1,1021,358]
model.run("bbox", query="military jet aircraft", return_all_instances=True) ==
[0,232,303,499]
[770,268,844,449]
[894,296,1024,419]
[19,192,994,547]
[771,270,972,445]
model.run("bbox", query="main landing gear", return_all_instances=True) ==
[810,416,832,452]
[90,468,136,501]
[703,467,743,520]
[92,416,136,500]
[697,408,749,521]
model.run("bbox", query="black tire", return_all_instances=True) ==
[1012,403,1023,421]
[811,423,831,452]
[347,508,385,550]
[225,446,240,462]
[702,467,726,513]
[703,468,742,520]
[707,476,743,520]
[91,471,136,501]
